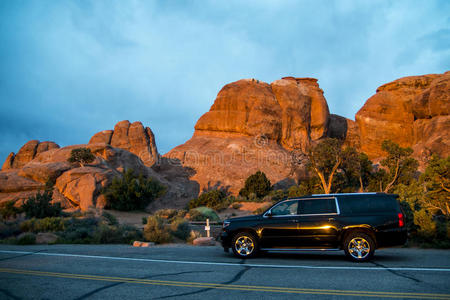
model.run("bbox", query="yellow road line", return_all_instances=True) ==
[1,268,449,299]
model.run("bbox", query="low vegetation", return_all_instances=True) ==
[67,147,95,167]
[103,169,166,211]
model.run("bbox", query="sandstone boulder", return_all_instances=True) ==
[328,114,361,149]
[2,140,60,170]
[355,74,440,158]
[1,153,14,170]
[195,79,282,140]
[89,130,113,144]
[90,121,159,166]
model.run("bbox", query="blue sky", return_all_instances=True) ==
[0,0,449,162]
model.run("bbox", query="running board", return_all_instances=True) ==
[261,248,341,252]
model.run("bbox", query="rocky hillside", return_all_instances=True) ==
[1,71,448,210]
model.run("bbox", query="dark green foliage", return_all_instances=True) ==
[339,148,373,192]
[17,233,36,245]
[0,221,21,239]
[0,201,22,219]
[20,217,65,233]
[188,190,227,210]
[142,217,148,225]
[420,155,450,216]
[143,216,171,244]
[102,211,119,226]
[187,207,220,222]
[380,140,418,192]
[306,138,344,194]
[288,177,322,197]
[103,169,166,211]
[239,171,272,198]
[154,209,187,222]
[68,148,95,166]
[169,218,190,240]
[22,190,62,219]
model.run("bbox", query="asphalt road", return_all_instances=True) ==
[0,244,449,299]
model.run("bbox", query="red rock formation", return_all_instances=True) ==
[166,77,330,194]
[356,72,449,159]
[90,121,159,167]
[1,140,60,170]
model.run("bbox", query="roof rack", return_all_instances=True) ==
[311,192,380,196]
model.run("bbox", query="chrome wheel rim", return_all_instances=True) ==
[234,236,255,256]
[348,237,370,259]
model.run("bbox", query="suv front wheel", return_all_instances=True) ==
[343,232,375,262]
[231,232,259,258]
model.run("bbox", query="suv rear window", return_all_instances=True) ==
[298,198,337,215]
[338,195,399,215]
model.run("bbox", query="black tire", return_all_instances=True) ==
[343,232,375,262]
[231,232,259,258]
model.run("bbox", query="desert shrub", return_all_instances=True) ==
[103,169,166,211]
[232,203,242,209]
[188,190,227,210]
[187,230,202,244]
[22,190,62,219]
[20,217,65,233]
[143,216,171,244]
[239,171,272,198]
[414,209,436,240]
[169,218,190,240]
[102,211,119,226]
[188,207,220,222]
[288,177,323,198]
[16,233,36,245]
[68,148,95,167]
[0,221,21,239]
[92,224,141,244]
[154,209,178,220]
[0,201,22,220]
[58,217,99,244]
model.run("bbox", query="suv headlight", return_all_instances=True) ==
[223,220,231,229]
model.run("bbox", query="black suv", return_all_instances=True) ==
[221,193,407,262]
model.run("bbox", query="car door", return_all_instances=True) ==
[259,200,300,248]
[296,197,340,248]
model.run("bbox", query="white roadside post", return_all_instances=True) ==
[205,218,211,238]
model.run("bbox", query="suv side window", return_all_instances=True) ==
[270,200,299,216]
[298,198,337,215]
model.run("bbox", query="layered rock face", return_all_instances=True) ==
[356,72,449,159]
[0,124,197,211]
[167,77,330,194]
[2,140,60,170]
[89,120,159,167]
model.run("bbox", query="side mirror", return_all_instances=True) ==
[265,211,273,218]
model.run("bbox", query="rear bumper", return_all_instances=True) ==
[376,228,408,248]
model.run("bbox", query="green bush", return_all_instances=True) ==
[68,148,95,167]
[188,207,220,222]
[143,216,171,244]
[102,211,119,226]
[17,233,36,245]
[170,218,190,240]
[22,190,62,219]
[20,217,65,233]
[103,169,166,211]
[0,201,22,219]
[239,171,272,198]
[188,190,227,210]
[0,221,21,239]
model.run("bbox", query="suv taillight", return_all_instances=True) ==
[398,213,404,228]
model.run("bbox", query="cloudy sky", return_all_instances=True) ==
[0,0,449,162]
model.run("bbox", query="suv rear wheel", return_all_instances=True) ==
[231,232,259,258]
[343,232,375,262]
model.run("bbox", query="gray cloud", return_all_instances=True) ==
[0,0,449,162]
